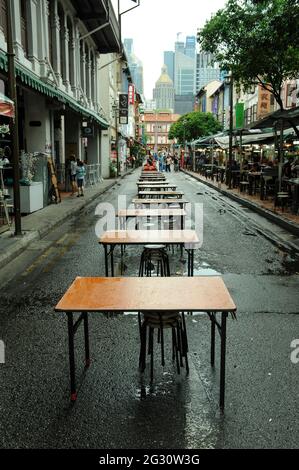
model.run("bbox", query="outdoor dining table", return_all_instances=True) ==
[99,229,200,277]
[133,198,188,209]
[54,276,237,410]
[138,191,184,199]
[137,183,177,191]
[139,178,167,183]
[117,208,186,230]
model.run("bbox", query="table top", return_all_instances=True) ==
[133,198,188,205]
[99,229,200,246]
[138,191,184,197]
[288,178,299,185]
[137,183,174,187]
[139,177,166,180]
[117,209,186,217]
[55,276,236,313]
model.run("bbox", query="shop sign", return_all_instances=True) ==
[235,102,244,129]
[119,93,128,124]
[128,84,135,105]
[119,108,128,124]
[257,85,271,119]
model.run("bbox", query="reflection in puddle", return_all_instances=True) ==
[191,262,221,276]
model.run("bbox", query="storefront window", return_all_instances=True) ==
[20,0,29,57]
[0,0,7,40]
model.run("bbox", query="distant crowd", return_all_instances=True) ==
[145,151,180,172]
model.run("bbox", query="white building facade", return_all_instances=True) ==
[0,0,120,181]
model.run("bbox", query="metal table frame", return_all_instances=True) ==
[55,277,237,411]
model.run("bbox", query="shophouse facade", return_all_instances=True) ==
[143,111,180,152]
[0,0,120,183]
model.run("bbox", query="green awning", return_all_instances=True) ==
[0,52,108,129]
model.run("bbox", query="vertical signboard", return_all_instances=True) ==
[235,102,245,129]
[119,93,128,124]
[257,84,271,119]
[128,84,135,105]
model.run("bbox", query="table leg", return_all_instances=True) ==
[104,245,109,277]
[67,312,77,402]
[220,311,228,412]
[111,245,115,277]
[210,312,215,367]
[191,250,194,276]
[83,312,90,367]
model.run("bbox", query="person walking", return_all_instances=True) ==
[166,155,172,172]
[76,160,86,197]
[69,155,77,196]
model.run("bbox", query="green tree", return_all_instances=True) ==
[198,0,299,133]
[168,112,222,143]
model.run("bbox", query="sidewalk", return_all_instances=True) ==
[182,169,299,238]
[0,172,132,270]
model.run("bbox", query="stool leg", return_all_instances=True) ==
[159,314,165,366]
[150,328,154,383]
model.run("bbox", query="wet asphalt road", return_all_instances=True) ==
[0,170,299,449]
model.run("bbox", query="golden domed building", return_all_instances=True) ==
[153,65,175,112]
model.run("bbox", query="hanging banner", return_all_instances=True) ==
[257,85,271,119]
[235,102,244,129]
[128,84,135,105]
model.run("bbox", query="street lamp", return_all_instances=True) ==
[225,72,234,189]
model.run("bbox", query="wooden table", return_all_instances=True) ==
[139,176,166,181]
[133,198,188,209]
[138,191,184,199]
[55,276,237,410]
[99,229,200,276]
[137,184,177,192]
[117,208,186,230]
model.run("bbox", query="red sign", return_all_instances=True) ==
[128,84,135,105]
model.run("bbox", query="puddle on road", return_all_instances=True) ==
[192,262,221,276]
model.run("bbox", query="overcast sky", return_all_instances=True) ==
[111,0,227,99]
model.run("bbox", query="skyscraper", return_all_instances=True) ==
[124,38,144,94]
[153,65,175,112]
[163,51,174,83]
[196,52,221,92]
[174,36,196,96]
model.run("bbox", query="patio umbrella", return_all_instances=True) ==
[0,92,15,118]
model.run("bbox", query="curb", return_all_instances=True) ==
[0,172,133,270]
[181,169,299,255]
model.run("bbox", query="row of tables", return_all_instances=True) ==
[55,169,237,411]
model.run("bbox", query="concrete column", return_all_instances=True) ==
[87,128,100,164]
[51,0,62,84]
[86,47,92,106]
[26,0,39,70]
[10,0,23,59]
[61,14,70,90]
[91,52,96,109]
[80,41,86,97]
[101,129,110,178]
[68,24,76,95]
[37,0,49,78]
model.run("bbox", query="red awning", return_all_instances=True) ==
[0,92,14,118]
